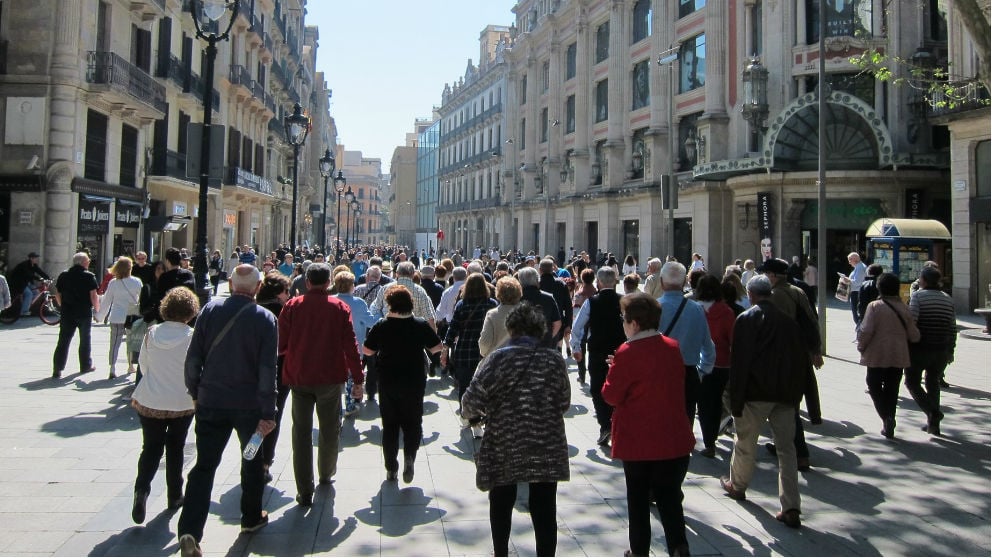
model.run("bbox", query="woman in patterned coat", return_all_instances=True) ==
[461,303,570,557]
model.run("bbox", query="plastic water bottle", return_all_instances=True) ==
[243,431,263,461]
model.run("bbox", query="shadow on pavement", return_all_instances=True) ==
[41,402,139,436]
[87,508,178,557]
[354,483,447,536]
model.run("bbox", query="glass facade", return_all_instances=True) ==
[416,120,440,241]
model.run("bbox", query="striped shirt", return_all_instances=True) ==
[370,277,436,323]
[908,288,956,351]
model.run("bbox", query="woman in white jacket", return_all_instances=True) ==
[98,257,143,379]
[130,287,199,524]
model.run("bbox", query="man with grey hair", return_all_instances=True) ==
[570,266,624,445]
[370,261,436,329]
[355,266,384,307]
[52,252,100,378]
[658,261,715,427]
[643,258,664,299]
[437,266,468,325]
[517,266,562,346]
[178,264,277,555]
[721,274,807,529]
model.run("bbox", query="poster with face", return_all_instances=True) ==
[758,192,773,261]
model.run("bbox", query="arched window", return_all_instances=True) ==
[632,0,652,43]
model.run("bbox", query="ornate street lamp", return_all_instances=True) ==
[353,204,363,247]
[318,149,335,253]
[190,0,244,304]
[343,185,355,250]
[333,171,347,259]
[284,102,311,250]
[741,56,770,152]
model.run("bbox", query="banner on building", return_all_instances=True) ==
[905,189,924,219]
[757,192,774,261]
[115,200,142,228]
[78,196,111,234]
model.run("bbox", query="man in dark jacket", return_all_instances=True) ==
[570,267,625,446]
[906,267,957,435]
[150,248,195,322]
[721,274,806,529]
[538,259,573,345]
[857,263,884,323]
[9,251,50,316]
[52,252,99,378]
[516,267,561,346]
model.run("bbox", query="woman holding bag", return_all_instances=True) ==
[857,272,920,439]
[98,257,143,379]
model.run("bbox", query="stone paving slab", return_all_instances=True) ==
[0,295,988,556]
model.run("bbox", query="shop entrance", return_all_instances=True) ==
[803,228,864,290]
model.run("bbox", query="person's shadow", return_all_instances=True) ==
[353,483,447,537]
[86,508,178,556]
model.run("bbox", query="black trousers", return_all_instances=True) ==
[804,365,822,421]
[489,482,558,557]
[684,366,701,428]
[906,348,947,420]
[365,354,380,398]
[622,456,690,556]
[588,351,613,430]
[135,414,194,500]
[53,315,93,373]
[699,367,730,448]
[379,388,424,472]
[866,367,903,421]
[576,338,588,379]
[261,378,291,467]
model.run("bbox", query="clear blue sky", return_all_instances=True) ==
[307,1,517,172]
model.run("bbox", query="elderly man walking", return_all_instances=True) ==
[52,252,100,378]
[177,265,277,557]
[371,261,436,329]
[721,275,808,529]
[642,258,664,299]
[278,263,365,506]
[657,261,715,427]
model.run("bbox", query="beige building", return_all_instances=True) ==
[336,150,383,249]
[0,0,335,277]
[390,144,418,248]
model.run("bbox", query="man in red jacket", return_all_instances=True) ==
[278,263,364,507]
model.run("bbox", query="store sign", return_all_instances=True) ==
[757,192,774,260]
[905,189,923,219]
[114,203,142,228]
[234,167,274,196]
[173,201,187,216]
[223,210,237,227]
[78,198,111,234]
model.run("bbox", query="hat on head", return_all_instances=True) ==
[381,261,393,272]
[757,258,789,274]
[525,255,536,262]
[27,252,40,258]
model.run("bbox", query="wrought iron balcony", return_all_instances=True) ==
[86,50,167,116]
[927,80,990,119]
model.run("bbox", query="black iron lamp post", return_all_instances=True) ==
[343,185,355,251]
[741,56,769,151]
[284,102,311,250]
[350,200,361,250]
[333,171,347,259]
[190,0,244,304]
[318,149,335,253]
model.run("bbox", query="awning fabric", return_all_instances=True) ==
[865,218,951,239]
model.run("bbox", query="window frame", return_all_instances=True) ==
[595,79,609,123]
[678,34,706,93]
[595,22,610,63]
[632,59,650,110]
[632,0,652,43]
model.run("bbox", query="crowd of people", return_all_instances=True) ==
[13,239,959,557]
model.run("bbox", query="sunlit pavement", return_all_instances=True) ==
[0,290,988,556]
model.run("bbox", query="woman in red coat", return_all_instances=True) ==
[602,292,695,557]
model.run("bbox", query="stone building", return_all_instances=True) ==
[336,150,383,249]
[0,0,334,276]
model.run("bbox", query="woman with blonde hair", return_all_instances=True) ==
[478,276,523,357]
[98,257,143,379]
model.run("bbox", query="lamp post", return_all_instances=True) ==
[284,102,311,251]
[318,149,335,253]
[334,171,347,259]
[343,185,355,251]
[741,56,770,152]
[190,0,243,304]
[353,204,362,247]
[658,45,679,259]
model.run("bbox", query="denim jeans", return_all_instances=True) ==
[134,414,194,501]
[21,285,34,315]
[53,315,93,373]
[177,406,264,542]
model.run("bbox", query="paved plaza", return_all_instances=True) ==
[0,291,988,557]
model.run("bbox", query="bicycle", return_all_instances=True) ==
[0,279,61,325]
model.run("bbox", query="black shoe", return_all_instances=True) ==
[403,457,415,483]
[764,442,777,457]
[428,366,437,378]
[178,534,202,557]
[597,428,611,446]
[882,417,896,439]
[131,490,149,524]
[700,446,716,458]
[776,508,802,528]
[52,370,62,379]
[240,511,268,533]
[80,366,96,374]
[263,470,273,484]
[168,497,184,510]
[296,493,313,507]
[939,379,950,388]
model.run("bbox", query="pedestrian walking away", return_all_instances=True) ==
[52,252,100,379]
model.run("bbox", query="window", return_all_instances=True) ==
[84,110,108,181]
[520,118,526,149]
[119,124,138,187]
[565,95,576,133]
[595,22,609,63]
[927,0,947,41]
[542,60,550,92]
[565,43,577,80]
[751,2,763,55]
[803,73,874,106]
[679,34,706,93]
[632,0,652,43]
[632,60,650,109]
[541,108,549,143]
[805,0,872,44]
[521,74,528,104]
[595,80,608,122]
[678,0,705,18]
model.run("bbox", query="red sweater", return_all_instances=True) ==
[278,289,364,387]
[703,301,735,368]
[602,333,695,461]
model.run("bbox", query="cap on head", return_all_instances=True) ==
[28,252,40,258]
[757,258,789,275]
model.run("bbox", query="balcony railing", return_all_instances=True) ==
[264,91,276,114]
[151,149,190,182]
[437,196,502,213]
[86,51,167,114]
[268,117,284,137]
[928,80,990,118]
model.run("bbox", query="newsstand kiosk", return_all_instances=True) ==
[865,218,951,301]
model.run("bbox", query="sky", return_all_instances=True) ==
[307,1,518,172]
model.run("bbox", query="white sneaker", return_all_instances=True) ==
[471,424,484,439]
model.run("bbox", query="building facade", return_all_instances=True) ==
[415,117,440,254]
[436,24,511,256]
[0,0,334,277]
[337,150,383,248]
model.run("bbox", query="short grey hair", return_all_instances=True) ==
[72,252,89,266]
[595,266,618,287]
[746,274,773,296]
[231,264,261,292]
[660,261,686,290]
[516,266,539,287]
[451,266,468,281]
[467,261,484,275]
[365,265,382,282]
[395,261,416,277]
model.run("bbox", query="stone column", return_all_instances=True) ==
[795,0,807,46]
[548,35,563,197]
[573,9,592,192]
[605,0,628,189]
[524,53,540,199]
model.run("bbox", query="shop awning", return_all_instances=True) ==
[866,218,951,239]
[145,214,193,232]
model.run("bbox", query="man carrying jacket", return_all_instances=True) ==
[278,263,364,506]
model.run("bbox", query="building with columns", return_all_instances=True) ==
[0,0,334,277]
